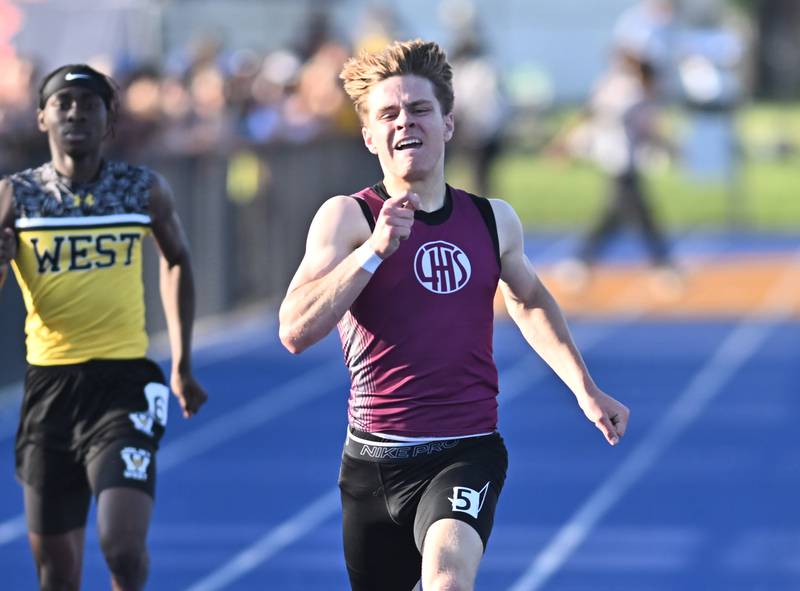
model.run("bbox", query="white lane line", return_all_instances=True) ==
[182,319,636,590]
[184,488,341,591]
[499,320,638,407]
[0,382,22,439]
[0,361,343,545]
[159,362,341,470]
[0,514,26,545]
[506,257,800,591]
[0,382,20,406]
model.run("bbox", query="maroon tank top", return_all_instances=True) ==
[337,183,501,437]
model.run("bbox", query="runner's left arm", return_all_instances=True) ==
[0,180,16,291]
[491,198,629,445]
[149,173,208,418]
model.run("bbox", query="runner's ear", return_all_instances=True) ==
[362,126,378,154]
[443,111,454,143]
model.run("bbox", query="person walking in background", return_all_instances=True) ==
[279,39,628,591]
[551,45,679,292]
[0,64,207,591]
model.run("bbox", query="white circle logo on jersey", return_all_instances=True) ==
[414,241,471,294]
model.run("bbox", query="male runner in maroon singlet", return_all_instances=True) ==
[279,40,630,591]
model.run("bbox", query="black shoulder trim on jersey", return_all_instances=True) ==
[470,194,501,269]
[372,182,390,201]
[350,195,375,232]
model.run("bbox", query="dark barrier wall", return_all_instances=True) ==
[1,137,381,387]
[0,276,26,386]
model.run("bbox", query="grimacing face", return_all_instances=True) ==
[361,74,454,183]
[38,87,109,157]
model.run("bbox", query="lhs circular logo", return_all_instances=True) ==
[414,241,471,294]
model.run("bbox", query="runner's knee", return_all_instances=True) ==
[422,547,476,591]
[37,565,81,591]
[28,530,84,591]
[422,572,473,591]
[99,536,147,585]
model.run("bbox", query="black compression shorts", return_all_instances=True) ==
[15,358,168,534]
[338,428,508,591]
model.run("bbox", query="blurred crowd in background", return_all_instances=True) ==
[0,6,369,171]
[1,0,796,178]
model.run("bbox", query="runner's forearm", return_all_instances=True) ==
[279,249,374,354]
[505,281,597,400]
[159,254,195,374]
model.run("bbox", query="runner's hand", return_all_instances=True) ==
[578,388,629,446]
[171,371,208,418]
[369,192,420,259]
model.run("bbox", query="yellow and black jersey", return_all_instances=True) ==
[9,160,154,365]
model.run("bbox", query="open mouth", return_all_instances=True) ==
[394,138,422,151]
[63,129,90,141]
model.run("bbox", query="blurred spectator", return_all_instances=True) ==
[111,66,164,160]
[290,40,354,140]
[242,49,300,144]
[552,46,678,292]
[0,12,367,168]
[0,54,44,173]
[450,31,508,196]
[0,0,22,60]
[613,0,685,106]
[227,48,263,120]
[294,8,335,62]
[159,74,193,123]
[191,65,231,138]
[613,0,676,74]
[186,33,226,76]
[676,0,745,225]
[353,4,403,55]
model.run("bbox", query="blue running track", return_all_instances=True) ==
[1,237,797,590]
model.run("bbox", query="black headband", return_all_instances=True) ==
[39,65,114,109]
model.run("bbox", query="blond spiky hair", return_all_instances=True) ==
[340,39,454,121]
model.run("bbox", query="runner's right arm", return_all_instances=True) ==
[0,180,16,291]
[279,192,418,354]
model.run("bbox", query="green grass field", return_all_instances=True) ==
[447,103,800,231]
